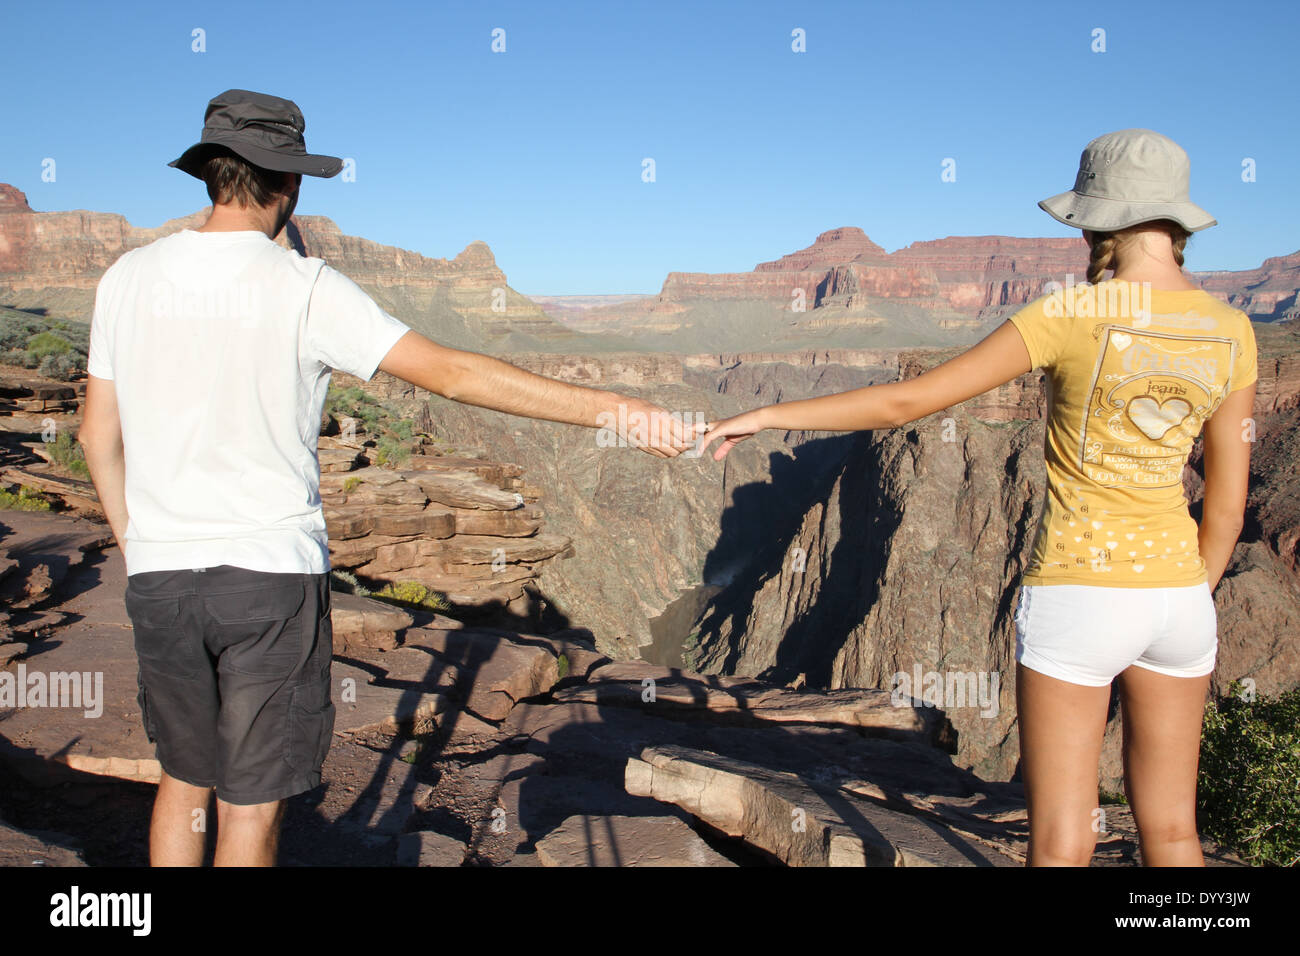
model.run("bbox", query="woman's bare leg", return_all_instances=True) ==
[1117,665,1211,866]
[1016,662,1112,865]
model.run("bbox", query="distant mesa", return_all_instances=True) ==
[754,226,889,272]
[533,224,1298,351]
[0,183,571,350]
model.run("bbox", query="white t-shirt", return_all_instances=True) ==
[87,228,412,576]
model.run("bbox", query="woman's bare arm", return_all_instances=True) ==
[1198,383,1256,590]
[697,320,1034,459]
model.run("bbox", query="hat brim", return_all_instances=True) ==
[169,139,343,180]
[1038,190,1216,233]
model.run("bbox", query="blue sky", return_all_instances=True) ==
[3,0,1297,293]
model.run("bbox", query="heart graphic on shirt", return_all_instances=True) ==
[1112,332,1132,351]
[1127,396,1192,441]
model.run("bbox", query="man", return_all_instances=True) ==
[77,89,697,867]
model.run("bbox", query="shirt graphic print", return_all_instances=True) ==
[1008,281,1257,588]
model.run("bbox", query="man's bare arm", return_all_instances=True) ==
[77,374,130,550]
[377,330,697,456]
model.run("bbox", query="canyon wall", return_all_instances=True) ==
[0,183,571,349]
[687,322,1300,786]
[539,227,1300,350]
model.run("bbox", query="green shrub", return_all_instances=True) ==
[374,435,413,468]
[0,485,53,511]
[47,429,90,478]
[325,384,386,427]
[1198,681,1300,866]
[371,580,450,612]
[0,311,88,370]
[26,331,73,360]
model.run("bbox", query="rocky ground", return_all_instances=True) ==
[0,505,1245,868]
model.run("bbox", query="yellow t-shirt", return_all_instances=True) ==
[1008,278,1258,587]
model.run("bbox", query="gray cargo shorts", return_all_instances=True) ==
[124,565,335,805]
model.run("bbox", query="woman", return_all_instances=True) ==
[696,129,1257,866]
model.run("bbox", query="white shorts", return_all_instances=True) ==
[1013,582,1218,687]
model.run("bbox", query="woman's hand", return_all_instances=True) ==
[695,408,769,460]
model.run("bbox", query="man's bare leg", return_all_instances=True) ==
[214,797,287,866]
[151,771,212,866]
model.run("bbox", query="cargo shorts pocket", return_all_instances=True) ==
[125,589,198,680]
[135,672,159,743]
[204,580,307,677]
[285,677,335,776]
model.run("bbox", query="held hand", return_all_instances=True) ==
[613,397,708,458]
[694,408,767,460]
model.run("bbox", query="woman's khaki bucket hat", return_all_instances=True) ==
[1039,129,1216,233]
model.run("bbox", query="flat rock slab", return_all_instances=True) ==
[503,701,1027,863]
[317,446,366,473]
[328,590,414,652]
[626,745,1016,867]
[393,627,561,721]
[535,814,735,867]
[479,627,609,683]
[331,660,449,735]
[559,661,952,747]
[405,471,525,511]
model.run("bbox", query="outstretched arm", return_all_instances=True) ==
[377,330,698,457]
[1197,383,1255,590]
[697,320,1034,459]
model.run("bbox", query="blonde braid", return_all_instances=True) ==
[1087,232,1118,284]
[1170,227,1189,269]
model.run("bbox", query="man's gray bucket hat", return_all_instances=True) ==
[169,89,343,179]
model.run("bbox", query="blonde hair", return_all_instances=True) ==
[1086,220,1190,284]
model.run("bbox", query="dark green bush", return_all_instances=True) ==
[47,428,90,479]
[1199,681,1299,867]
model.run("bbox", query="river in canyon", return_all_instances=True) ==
[640,583,723,668]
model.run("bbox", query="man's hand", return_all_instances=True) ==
[610,396,707,458]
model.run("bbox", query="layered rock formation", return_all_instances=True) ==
[687,322,1300,788]
[535,226,1299,351]
[0,183,570,349]
[319,444,571,617]
[1198,251,1300,321]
